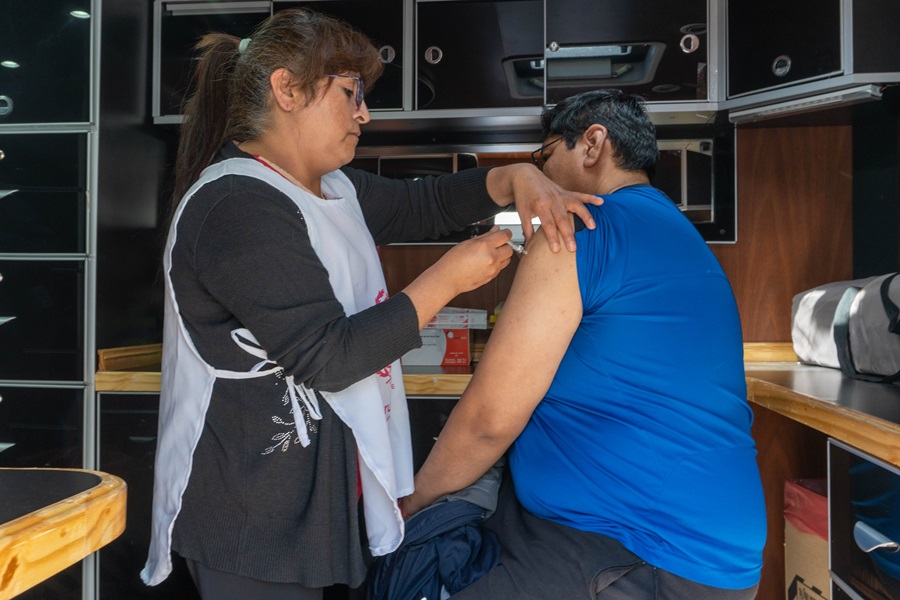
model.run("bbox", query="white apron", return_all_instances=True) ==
[141,158,414,586]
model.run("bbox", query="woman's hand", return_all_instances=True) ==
[402,227,514,330]
[486,163,602,253]
[438,227,514,293]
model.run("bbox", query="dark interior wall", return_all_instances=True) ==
[96,0,173,349]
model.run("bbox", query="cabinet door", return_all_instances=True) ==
[416,0,544,109]
[0,260,85,381]
[0,131,88,254]
[97,393,200,599]
[829,440,900,599]
[274,0,405,110]
[0,0,92,124]
[0,386,83,468]
[407,396,458,472]
[0,133,88,190]
[156,2,271,119]
[0,190,87,254]
[546,0,708,104]
[727,0,841,98]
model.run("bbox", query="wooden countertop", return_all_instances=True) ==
[0,469,127,600]
[746,362,900,467]
[94,343,900,467]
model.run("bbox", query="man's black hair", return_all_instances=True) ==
[540,89,659,179]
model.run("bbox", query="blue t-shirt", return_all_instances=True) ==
[509,185,766,589]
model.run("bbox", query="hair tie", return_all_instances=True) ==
[238,38,251,55]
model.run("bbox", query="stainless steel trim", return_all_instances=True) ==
[163,1,270,16]
[0,380,87,389]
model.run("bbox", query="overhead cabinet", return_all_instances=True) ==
[154,0,272,122]
[545,0,711,105]
[727,0,840,98]
[274,0,405,110]
[153,0,727,121]
[415,0,544,110]
[727,0,900,107]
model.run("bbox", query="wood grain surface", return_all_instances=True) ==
[0,470,126,600]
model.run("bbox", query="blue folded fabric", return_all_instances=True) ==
[366,499,500,600]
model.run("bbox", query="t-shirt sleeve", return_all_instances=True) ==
[182,179,422,392]
[342,166,502,244]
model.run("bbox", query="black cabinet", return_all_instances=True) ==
[274,0,405,110]
[0,133,88,189]
[415,0,544,110]
[0,133,89,253]
[0,0,93,124]
[0,260,85,381]
[407,396,458,472]
[727,0,840,98]
[154,0,272,121]
[727,0,900,100]
[97,393,199,599]
[545,0,709,105]
[829,439,900,599]
[0,386,83,468]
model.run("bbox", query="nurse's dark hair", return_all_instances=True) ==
[171,8,383,203]
[540,89,659,179]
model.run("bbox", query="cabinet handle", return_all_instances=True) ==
[680,34,700,54]
[772,55,792,77]
[854,521,900,553]
[378,45,396,64]
[0,189,18,201]
[0,95,12,117]
[424,46,443,65]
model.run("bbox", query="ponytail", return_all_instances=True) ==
[172,34,240,205]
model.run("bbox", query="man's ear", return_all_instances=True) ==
[269,68,301,112]
[582,124,608,168]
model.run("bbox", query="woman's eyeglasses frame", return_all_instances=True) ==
[324,74,365,109]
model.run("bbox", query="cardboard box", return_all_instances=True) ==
[401,328,470,366]
[424,307,488,330]
[784,479,829,600]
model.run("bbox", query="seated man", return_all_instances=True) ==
[400,89,766,599]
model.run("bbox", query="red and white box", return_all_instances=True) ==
[402,308,487,366]
[402,328,470,366]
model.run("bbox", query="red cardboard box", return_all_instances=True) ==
[401,328,470,366]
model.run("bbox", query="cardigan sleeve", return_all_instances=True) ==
[342,166,503,245]
[173,175,422,393]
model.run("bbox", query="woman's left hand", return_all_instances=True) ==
[486,163,602,253]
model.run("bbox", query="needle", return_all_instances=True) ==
[506,240,527,255]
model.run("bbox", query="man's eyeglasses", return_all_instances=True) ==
[325,74,365,109]
[530,137,562,169]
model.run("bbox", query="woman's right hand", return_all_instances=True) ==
[440,226,515,293]
[402,227,515,329]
